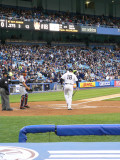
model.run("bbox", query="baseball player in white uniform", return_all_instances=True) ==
[60,68,78,110]
[19,71,30,109]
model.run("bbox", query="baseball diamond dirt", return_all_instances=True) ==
[0,94,120,116]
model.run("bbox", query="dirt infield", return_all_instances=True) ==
[0,94,120,116]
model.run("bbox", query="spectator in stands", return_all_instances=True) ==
[0,44,120,83]
[0,6,120,28]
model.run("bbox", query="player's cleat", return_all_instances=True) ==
[6,108,13,111]
[68,108,72,110]
[2,109,6,111]
[20,106,26,109]
[24,105,30,108]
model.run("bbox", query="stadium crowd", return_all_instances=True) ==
[0,44,120,83]
[0,6,120,28]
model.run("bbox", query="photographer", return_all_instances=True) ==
[0,72,13,111]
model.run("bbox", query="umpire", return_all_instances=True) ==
[0,72,13,111]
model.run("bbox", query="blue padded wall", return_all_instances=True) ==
[19,125,55,142]
[56,124,120,136]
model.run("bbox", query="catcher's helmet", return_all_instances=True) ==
[21,70,27,76]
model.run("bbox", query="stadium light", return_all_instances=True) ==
[85,1,90,4]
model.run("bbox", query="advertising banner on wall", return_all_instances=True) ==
[95,80,114,87]
[99,81,110,86]
[81,26,97,33]
[80,82,95,88]
[114,80,120,87]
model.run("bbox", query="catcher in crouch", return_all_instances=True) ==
[19,70,31,109]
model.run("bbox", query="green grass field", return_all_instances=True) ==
[4,87,120,103]
[0,87,120,143]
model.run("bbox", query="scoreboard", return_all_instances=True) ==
[0,19,33,30]
[0,19,97,33]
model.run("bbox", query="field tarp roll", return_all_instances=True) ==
[19,125,55,142]
[56,124,120,136]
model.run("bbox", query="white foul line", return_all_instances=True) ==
[74,94,120,106]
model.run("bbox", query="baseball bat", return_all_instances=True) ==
[72,89,78,97]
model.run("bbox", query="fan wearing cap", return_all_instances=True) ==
[19,70,30,109]
[0,72,13,111]
[60,68,78,110]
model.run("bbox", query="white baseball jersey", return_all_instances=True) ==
[61,71,78,110]
[61,71,78,85]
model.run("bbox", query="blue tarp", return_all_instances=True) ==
[56,124,120,136]
[19,125,55,142]
[19,124,120,143]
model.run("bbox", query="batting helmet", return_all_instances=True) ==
[69,68,73,72]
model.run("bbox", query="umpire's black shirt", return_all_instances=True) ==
[0,77,9,94]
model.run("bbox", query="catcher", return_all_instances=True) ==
[19,70,32,109]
